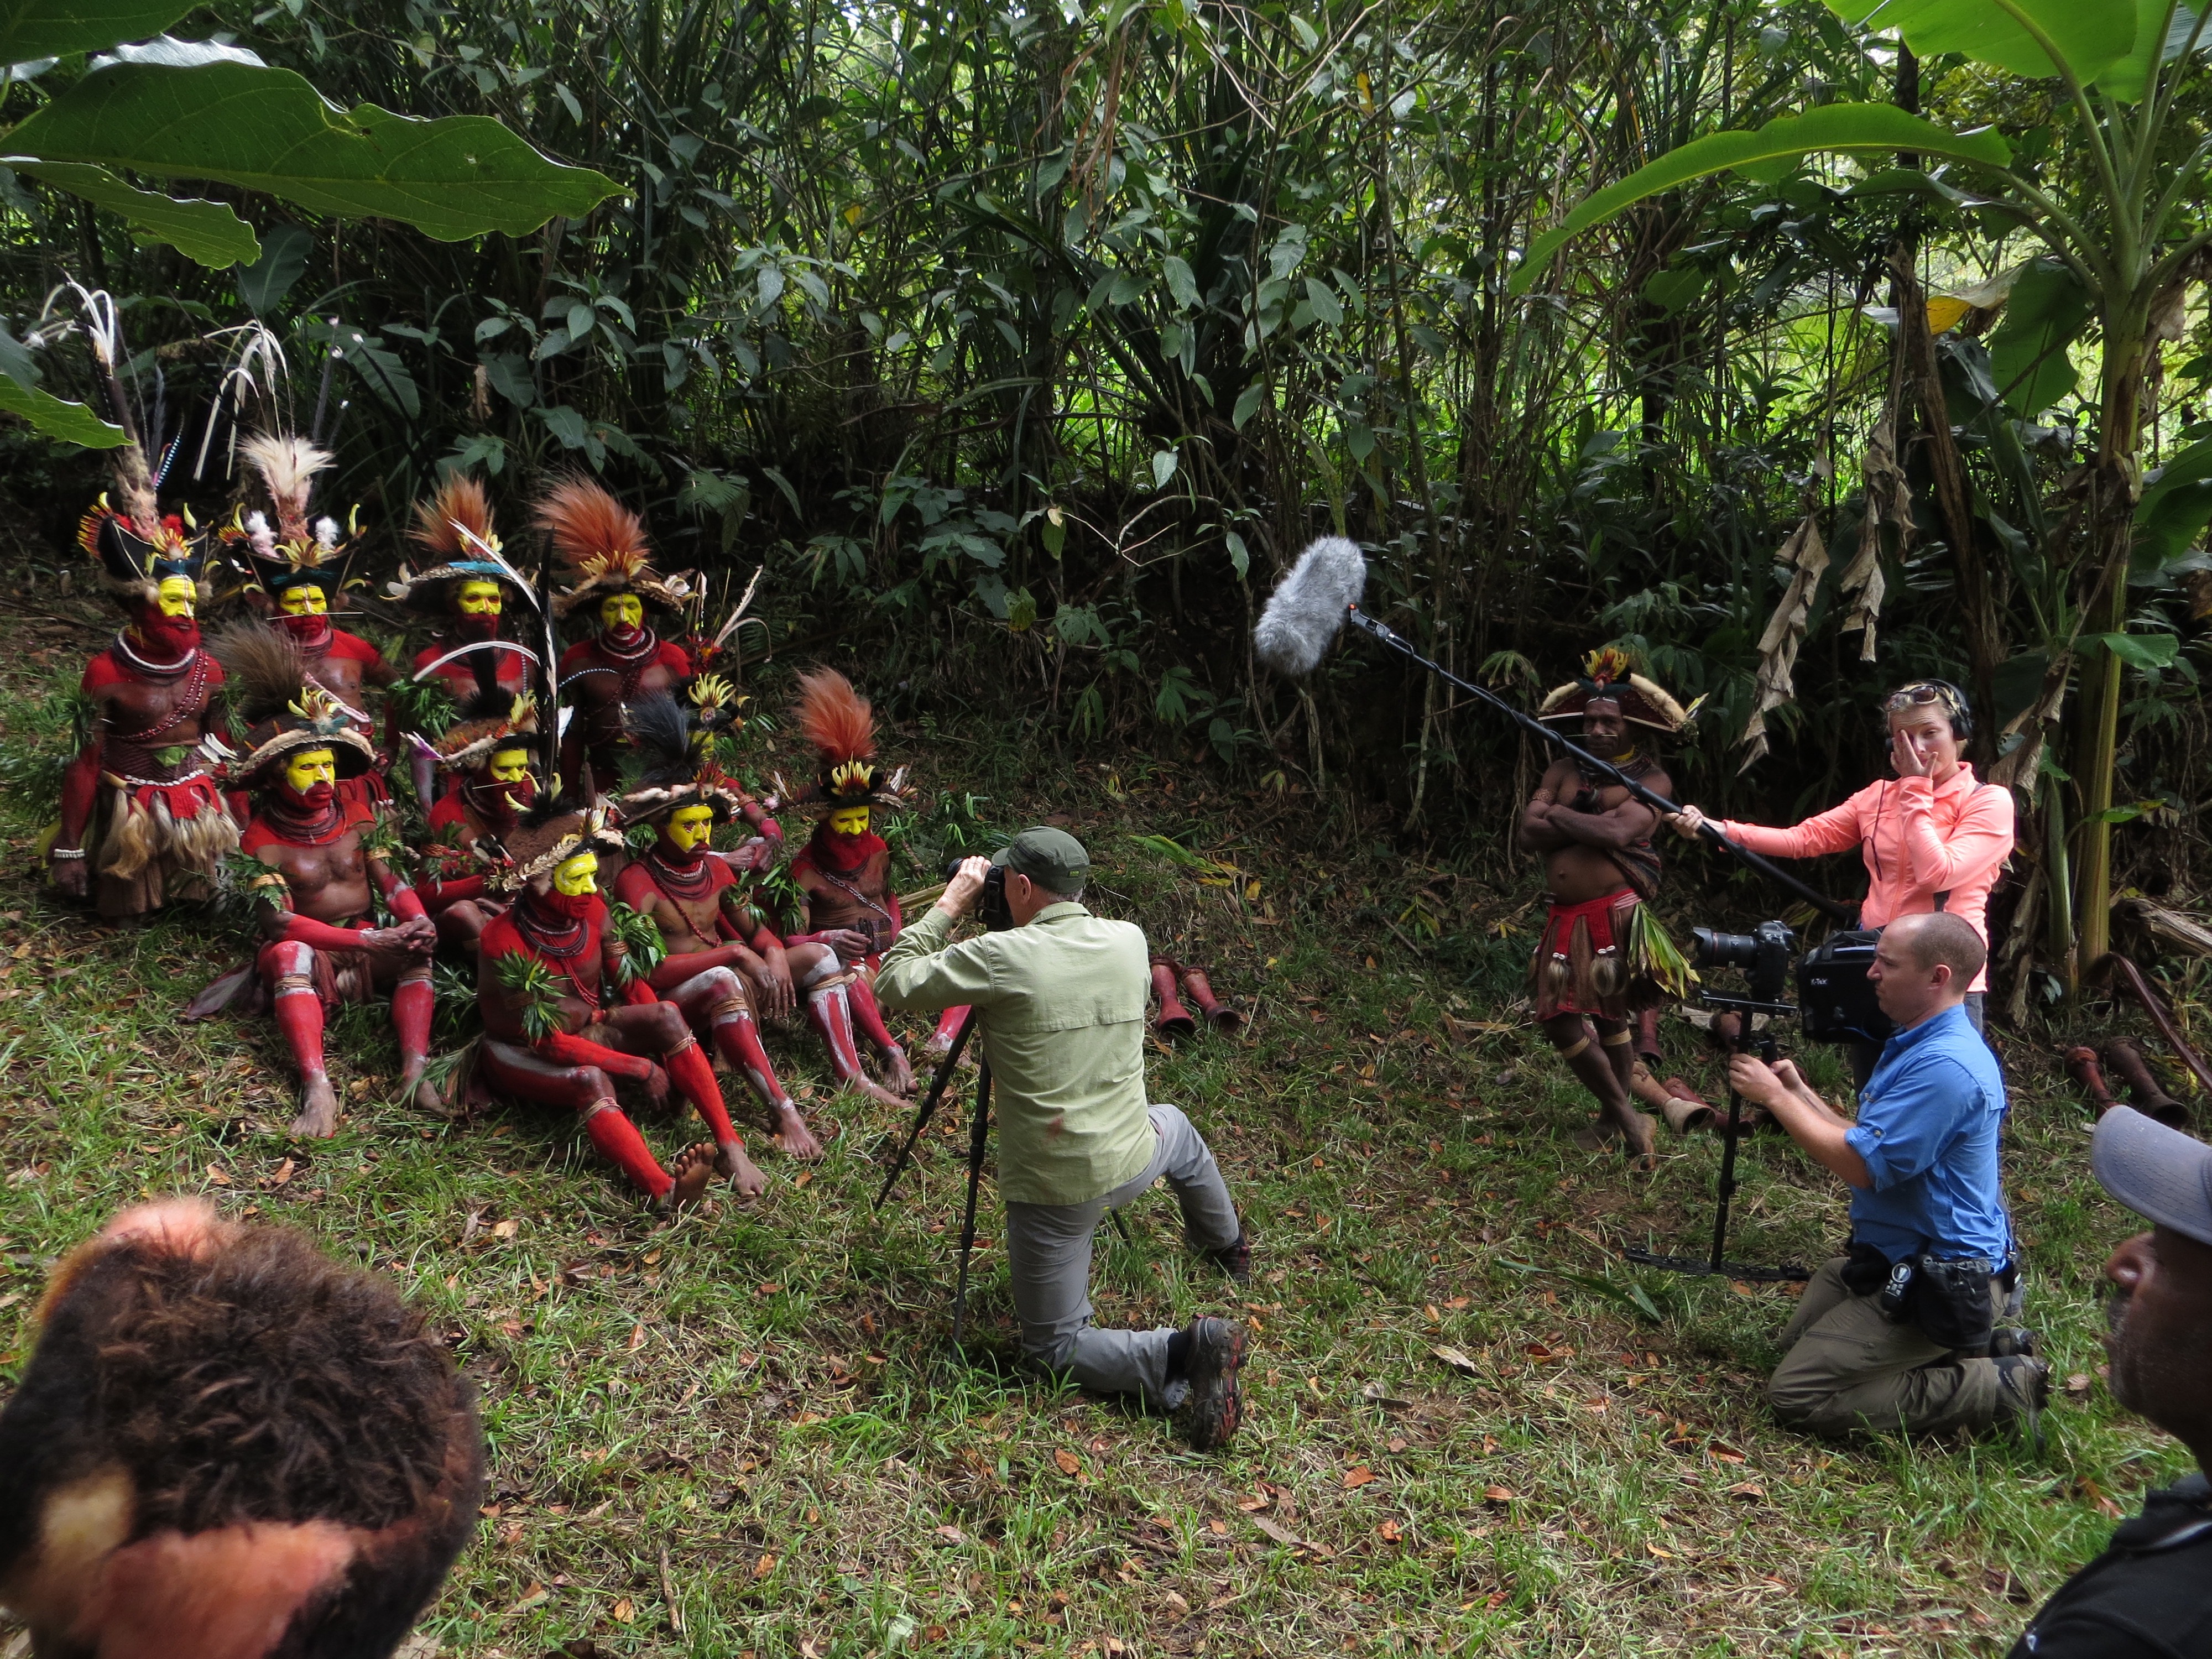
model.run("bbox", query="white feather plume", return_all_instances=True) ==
[238,432,332,541]
[1254,536,1368,676]
[314,515,340,549]
[244,510,276,558]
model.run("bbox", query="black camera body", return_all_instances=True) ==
[1796,928,1893,1045]
[1692,919,1798,1007]
[947,859,1015,932]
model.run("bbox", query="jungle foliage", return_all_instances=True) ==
[3,0,2209,1014]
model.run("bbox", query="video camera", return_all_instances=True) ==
[946,858,1015,932]
[1691,919,1891,1046]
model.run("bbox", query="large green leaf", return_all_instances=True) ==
[1824,0,2135,86]
[1986,257,2093,415]
[2133,435,2212,570]
[1510,106,2010,294]
[0,360,126,447]
[8,61,619,242]
[10,159,256,265]
[0,0,194,63]
[2099,0,2212,101]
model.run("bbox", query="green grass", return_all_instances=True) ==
[0,607,2193,1657]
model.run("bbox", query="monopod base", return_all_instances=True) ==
[1623,1248,1810,1284]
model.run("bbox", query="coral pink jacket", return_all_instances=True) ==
[1718,765,2016,990]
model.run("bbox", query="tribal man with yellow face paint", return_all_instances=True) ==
[389,474,538,806]
[413,692,546,958]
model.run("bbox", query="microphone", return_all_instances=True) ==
[1253,536,1369,676]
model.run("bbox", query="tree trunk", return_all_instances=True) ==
[2070,313,2151,974]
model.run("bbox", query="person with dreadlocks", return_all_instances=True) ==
[475,803,768,1209]
[49,451,238,918]
[1515,648,1694,1168]
[223,434,400,810]
[191,629,439,1136]
[414,690,544,959]
[0,1199,484,1659]
[613,681,831,1160]
[385,472,538,806]
[538,478,701,802]
[780,668,967,1106]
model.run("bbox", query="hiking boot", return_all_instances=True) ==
[1995,1354,2051,1428]
[1204,1232,1252,1287]
[1987,1327,2039,1360]
[1175,1317,1248,1453]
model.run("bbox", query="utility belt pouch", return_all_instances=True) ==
[1877,1259,1916,1323]
[1839,1238,1892,1297]
[1910,1254,1997,1352]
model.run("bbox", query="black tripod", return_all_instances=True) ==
[1624,991,1809,1283]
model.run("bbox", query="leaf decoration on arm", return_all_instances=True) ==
[604,900,666,982]
[492,948,567,1043]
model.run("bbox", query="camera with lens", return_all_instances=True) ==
[946,858,1015,932]
[1691,919,1798,1006]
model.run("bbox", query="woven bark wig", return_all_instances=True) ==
[535,477,695,618]
[209,624,376,784]
[434,690,541,775]
[616,679,751,827]
[78,500,215,609]
[481,801,627,893]
[787,667,907,811]
[1537,647,1692,733]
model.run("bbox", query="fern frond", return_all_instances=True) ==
[604,900,666,981]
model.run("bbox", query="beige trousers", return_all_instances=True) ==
[1766,1257,2004,1436]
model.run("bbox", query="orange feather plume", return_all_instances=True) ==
[533,477,648,574]
[410,474,496,557]
[794,667,876,766]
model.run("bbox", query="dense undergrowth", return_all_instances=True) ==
[0,597,2194,1657]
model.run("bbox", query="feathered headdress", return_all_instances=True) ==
[481,801,626,894]
[432,690,541,775]
[535,478,695,619]
[616,678,753,827]
[784,667,909,812]
[387,473,525,614]
[223,433,358,600]
[207,623,375,785]
[1538,646,1692,733]
[67,287,217,609]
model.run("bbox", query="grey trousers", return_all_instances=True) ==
[1001,1104,1242,1408]
[1767,1257,2004,1436]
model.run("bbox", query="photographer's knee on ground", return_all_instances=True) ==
[876,827,1252,1451]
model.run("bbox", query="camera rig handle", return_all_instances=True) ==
[1344,608,1856,925]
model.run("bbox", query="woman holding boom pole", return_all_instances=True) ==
[1667,679,2016,1088]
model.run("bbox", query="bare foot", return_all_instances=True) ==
[772,1103,824,1161]
[714,1138,769,1198]
[662,1141,719,1213]
[847,1076,910,1113]
[878,1044,916,1097]
[401,1057,447,1115]
[290,1073,340,1139]
[1608,1102,1658,1171]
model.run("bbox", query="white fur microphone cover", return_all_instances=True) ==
[1254,536,1368,676]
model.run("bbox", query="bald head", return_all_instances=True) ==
[1889,912,1986,982]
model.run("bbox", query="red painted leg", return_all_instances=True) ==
[264,940,338,1139]
[392,973,438,1110]
[581,1100,674,1199]
[847,978,915,1095]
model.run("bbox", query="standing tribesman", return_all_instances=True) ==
[385,472,537,804]
[614,683,829,1160]
[779,668,966,1105]
[415,690,544,958]
[223,434,399,807]
[1515,649,1694,1168]
[50,469,238,917]
[199,629,439,1136]
[538,478,698,801]
[474,804,768,1209]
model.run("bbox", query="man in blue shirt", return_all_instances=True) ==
[1729,912,2048,1436]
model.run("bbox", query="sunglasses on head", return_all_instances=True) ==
[1885,682,1961,714]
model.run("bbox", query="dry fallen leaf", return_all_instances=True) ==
[491,1218,518,1240]
[1377,1519,1402,1542]
[1432,1345,1480,1376]
[1482,1486,1516,1504]
[611,1597,635,1624]
[934,1525,969,1546]
[1053,1448,1082,1477]
[627,1323,646,1353]
[1250,1514,1303,1547]
[266,1157,295,1188]
[1342,1465,1376,1489]
[1727,1481,1767,1501]
[205,1164,232,1187]
[1161,1589,1192,1622]
[754,1552,779,1578]
[1646,1542,1674,1560]
[506,1582,549,1614]
[2065,1373,2094,1398]
[1234,1495,1269,1512]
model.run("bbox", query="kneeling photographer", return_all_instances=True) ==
[875,827,1253,1452]
[1670,679,2015,1087]
[1726,913,2047,1437]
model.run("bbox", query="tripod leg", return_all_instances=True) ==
[1707,1087,1745,1274]
[874,1007,977,1209]
[952,1060,993,1350]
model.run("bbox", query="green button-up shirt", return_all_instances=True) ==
[875,900,1156,1206]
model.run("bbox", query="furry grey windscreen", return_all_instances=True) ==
[1254,537,1368,676]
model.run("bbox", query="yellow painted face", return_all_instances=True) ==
[279,585,328,617]
[488,747,533,787]
[599,593,643,633]
[285,747,337,795]
[457,579,503,618]
[830,804,870,838]
[666,804,714,853]
[552,849,599,896]
[155,575,197,619]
